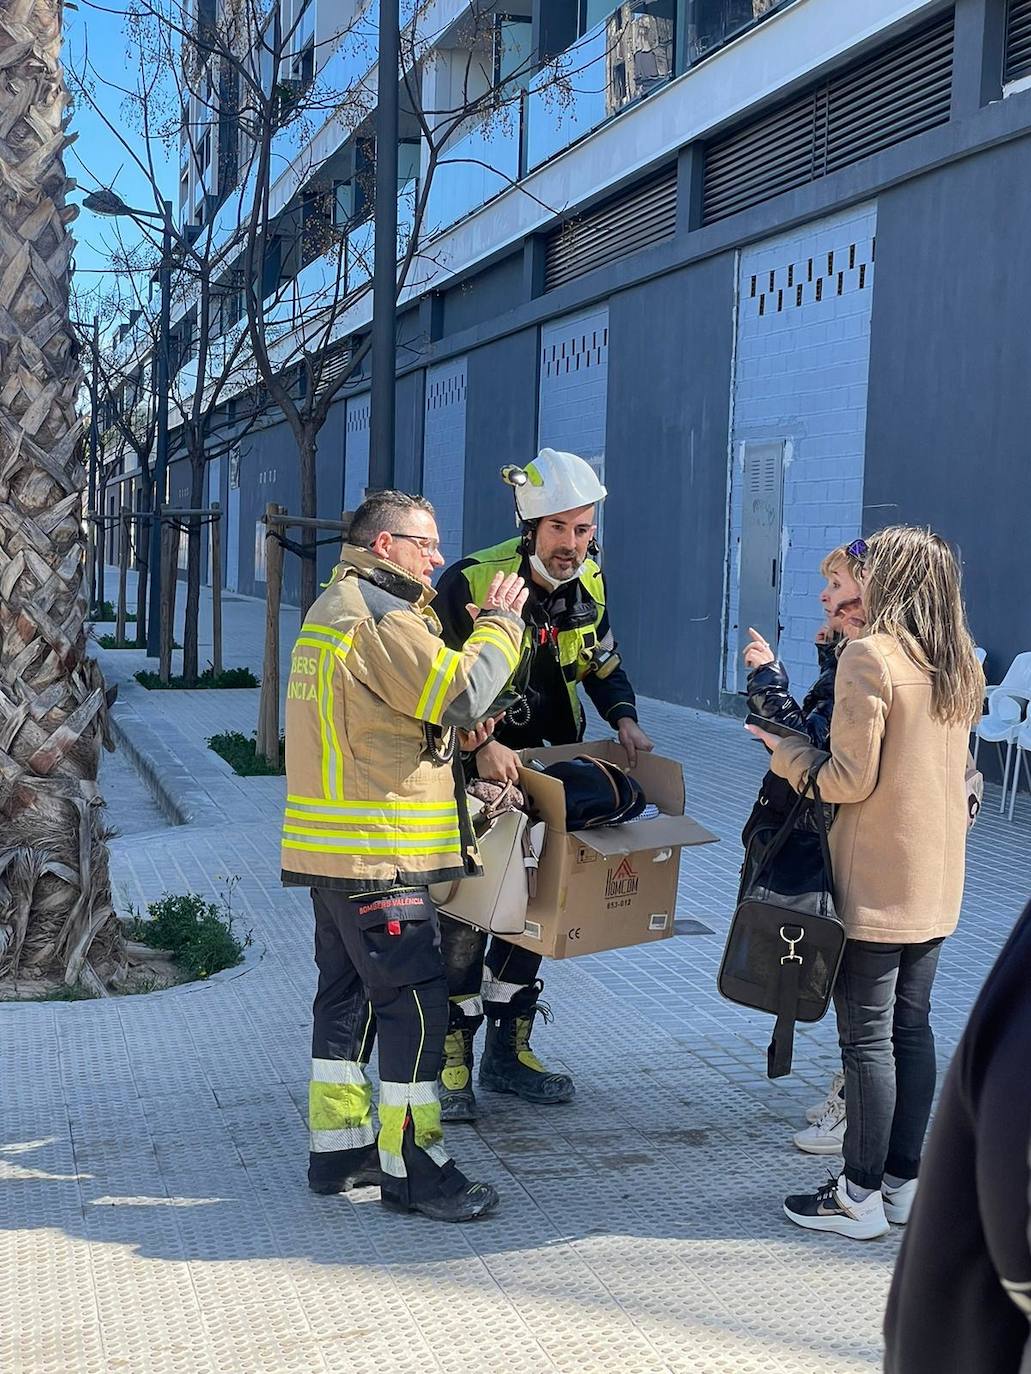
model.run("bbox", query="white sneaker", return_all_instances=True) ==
[794,1093,846,1155]
[882,1177,917,1225]
[805,1071,845,1124]
[784,1174,890,1240]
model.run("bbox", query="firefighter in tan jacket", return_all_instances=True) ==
[282,490,526,1223]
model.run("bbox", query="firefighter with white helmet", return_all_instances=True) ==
[432,448,653,1120]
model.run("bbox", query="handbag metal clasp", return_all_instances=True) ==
[779,925,804,964]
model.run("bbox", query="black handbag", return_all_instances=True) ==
[717,768,845,1079]
[541,755,647,828]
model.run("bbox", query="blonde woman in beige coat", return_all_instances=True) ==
[748,526,983,1241]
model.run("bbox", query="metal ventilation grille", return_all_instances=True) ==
[314,344,354,402]
[703,14,954,225]
[544,165,677,291]
[1005,0,1031,82]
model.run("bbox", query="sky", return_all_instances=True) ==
[65,1,177,318]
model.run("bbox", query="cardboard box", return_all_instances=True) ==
[506,740,719,959]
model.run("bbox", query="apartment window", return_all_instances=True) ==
[293,36,315,90]
[200,130,212,175]
[300,190,330,266]
[332,179,355,228]
[179,168,190,208]
[581,0,617,32]
[686,0,795,67]
[224,287,243,329]
[497,15,533,89]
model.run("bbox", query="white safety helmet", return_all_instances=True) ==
[501,448,607,524]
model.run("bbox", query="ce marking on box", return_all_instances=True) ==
[567,926,582,941]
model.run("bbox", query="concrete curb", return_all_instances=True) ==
[108,701,224,829]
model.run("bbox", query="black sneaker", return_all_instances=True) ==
[784,1174,889,1240]
[381,1179,499,1223]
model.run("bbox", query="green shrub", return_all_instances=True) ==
[89,600,136,623]
[208,730,285,776]
[96,634,147,650]
[127,883,250,980]
[135,664,257,690]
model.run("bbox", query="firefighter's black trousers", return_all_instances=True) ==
[439,913,544,1030]
[308,886,467,1206]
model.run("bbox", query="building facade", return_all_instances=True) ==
[104,0,1031,712]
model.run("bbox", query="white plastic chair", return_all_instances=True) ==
[973,690,1026,814]
[1008,716,1031,822]
[984,652,1031,708]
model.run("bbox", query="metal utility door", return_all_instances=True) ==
[226,445,241,593]
[737,441,785,658]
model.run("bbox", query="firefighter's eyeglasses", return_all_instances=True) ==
[390,533,441,555]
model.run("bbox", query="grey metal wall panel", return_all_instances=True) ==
[726,205,875,696]
[317,399,346,583]
[864,136,1031,692]
[604,256,735,712]
[238,422,302,602]
[422,358,468,568]
[395,369,425,494]
[463,329,539,553]
[344,395,370,514]
[442,252,524,338]
[206,456,222,586]
[538,306,609,535]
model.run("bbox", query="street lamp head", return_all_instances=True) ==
[82,188,132,217]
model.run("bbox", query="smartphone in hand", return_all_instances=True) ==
[744,712,811,743]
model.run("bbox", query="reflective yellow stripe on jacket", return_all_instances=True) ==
[293,626,353,801]
[415,645,463,724]
[281,794,462,858]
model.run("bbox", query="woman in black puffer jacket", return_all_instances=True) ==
[738,543,867,1149]
[740,544,865,847]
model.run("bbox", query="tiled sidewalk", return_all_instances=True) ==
[1,569,1026,1374]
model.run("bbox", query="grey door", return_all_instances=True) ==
[737,440,784,662]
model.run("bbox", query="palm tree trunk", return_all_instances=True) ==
[0,0,119,984]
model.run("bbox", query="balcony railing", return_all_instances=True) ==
[424,116,521,234]
[524,3,674,173]
[684,0,794,68]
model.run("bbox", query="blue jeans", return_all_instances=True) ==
[834,938,944,1191]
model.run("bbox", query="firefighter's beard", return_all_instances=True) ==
[529,549,586,590]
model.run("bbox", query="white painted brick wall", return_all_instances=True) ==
[344,396,370,514]
[725,204,876,696]
[422,358,468,568]
[539,305,609,538]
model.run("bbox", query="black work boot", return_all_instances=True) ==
[379,1134,499,1222]
[438,1026,478,1123]
[478,988,575,1105]
[308,1144,382,1194]
[381,1178,499,1222]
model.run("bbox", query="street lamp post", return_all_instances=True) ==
[82,191,175,657]
[369,0,399,492]
[149,204,174,657]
